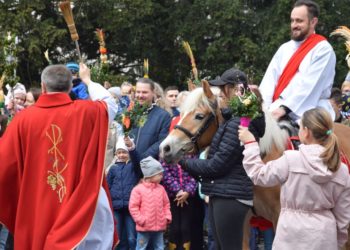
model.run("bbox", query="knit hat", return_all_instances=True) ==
[13,83,26,96]
[66,62,79,74]
[4,83,26,105]
[115,137,128,152]
[140,156,164,178]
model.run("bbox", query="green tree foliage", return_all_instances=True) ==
[0,0,349,88]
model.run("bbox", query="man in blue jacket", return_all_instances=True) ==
[129,78,171,161]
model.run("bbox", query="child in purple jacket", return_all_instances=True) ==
[162,155,197,250]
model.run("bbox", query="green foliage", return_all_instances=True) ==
[229,91,261,120]
[116,101,148,136]
[0,32,20,87]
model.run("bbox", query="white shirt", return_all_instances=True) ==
[88,81,118,123]
[76,188,114,250]
[77,82,117,249]
[259,38,336,120]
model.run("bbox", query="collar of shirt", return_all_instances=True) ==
[35,93,73,108]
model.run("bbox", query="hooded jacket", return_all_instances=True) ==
[243,143,350,250]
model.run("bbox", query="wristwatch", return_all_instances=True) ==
[280,105,291,114]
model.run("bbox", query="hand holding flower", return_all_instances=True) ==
[238,126,256,145]
[124,136,135,151]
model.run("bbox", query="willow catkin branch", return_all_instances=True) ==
[331,26,350,53]
[0,73,6,91]
[182,41,199,82]
[96,29,105,47]
[143,59,149,78]
[59,1,79,41]
[331,26,350,40]
[0,74,6,103]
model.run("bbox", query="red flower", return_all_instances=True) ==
[123,116,131,129]
[99,47,107,54]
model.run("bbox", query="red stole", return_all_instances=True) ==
[272,34,326,102]
[0,93,117,249]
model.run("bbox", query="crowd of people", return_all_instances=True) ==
[1,0,350,250]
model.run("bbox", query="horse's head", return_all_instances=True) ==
[160,80,223,163]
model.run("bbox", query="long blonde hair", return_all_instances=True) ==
[301,108,340,172]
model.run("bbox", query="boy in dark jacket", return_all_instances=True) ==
[107,137,142,250]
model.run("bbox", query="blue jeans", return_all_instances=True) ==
[249,227,259,250]
[136,232,164,250]
[262,228,274,250]
[249,227,274,250]
[0,226,9,250]
[114,209,136,250]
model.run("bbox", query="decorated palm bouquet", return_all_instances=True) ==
[229,90,261,127]
[117,101,148,136]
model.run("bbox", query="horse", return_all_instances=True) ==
[159,80,350,250]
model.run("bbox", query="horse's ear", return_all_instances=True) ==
[187,79,197,91]
[202,80,214,99]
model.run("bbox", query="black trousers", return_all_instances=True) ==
[168,198,193,247]
[208,197,249,250]
[190,189,205,250]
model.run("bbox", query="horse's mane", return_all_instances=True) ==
[179,87,221,114]
[180,87,288,155]
[260,110,289,155]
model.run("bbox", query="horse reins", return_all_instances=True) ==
[174,99,218,152]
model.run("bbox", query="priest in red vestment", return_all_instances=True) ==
[0,64,118,249]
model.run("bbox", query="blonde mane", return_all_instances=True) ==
[260,110,289,155]
[179,87,221,115]
[180,87,288,155]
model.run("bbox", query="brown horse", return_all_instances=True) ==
[159,80,350,250]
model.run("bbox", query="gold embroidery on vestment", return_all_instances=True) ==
[46,124,68,203]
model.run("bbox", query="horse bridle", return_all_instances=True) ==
[174,99,218,152]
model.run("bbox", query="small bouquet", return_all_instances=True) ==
[229,90,261,127]
[117,101,148,136]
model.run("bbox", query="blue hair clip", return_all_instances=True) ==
[326,129,332,135]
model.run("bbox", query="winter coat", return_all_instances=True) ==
[129,105,171,160]
[129,181,171,232]
[107,150,142,210]
[243,143,350,250]
[181,114,265,200]
[72,79,89,100]
[162,159,197,198]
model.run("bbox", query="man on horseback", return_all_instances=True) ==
[259,0,336,121]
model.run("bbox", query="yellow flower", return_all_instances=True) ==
[243,98,251,106]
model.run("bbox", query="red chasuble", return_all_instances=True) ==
[272,34,326,102]
[0,93,118,249]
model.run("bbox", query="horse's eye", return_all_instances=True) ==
[195,114,205,120]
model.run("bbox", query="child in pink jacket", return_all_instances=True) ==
[129,156,172,250]
[239,108,350,250]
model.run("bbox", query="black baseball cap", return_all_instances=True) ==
[209,68,247,86]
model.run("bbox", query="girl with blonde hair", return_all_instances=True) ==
[239,107,350,249]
